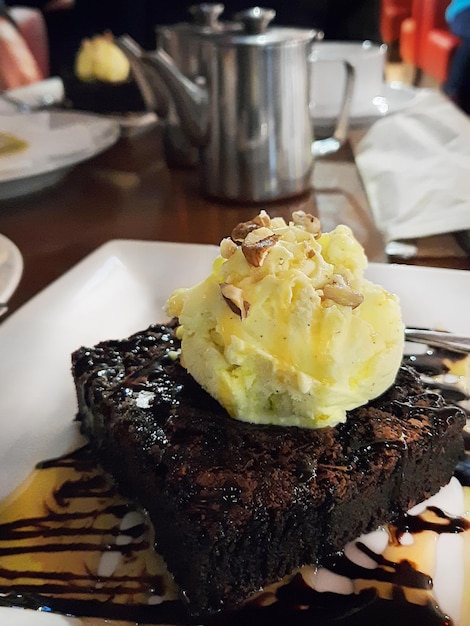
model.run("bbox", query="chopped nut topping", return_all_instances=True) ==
[323,274,364,308]
[255,210,271,228]
[220,283,250,319]
[323,279,364,309]
[220,237,238,259]
[231,221,258,242]
[241,227,279,267]
[231,211,272,242]
[292,210,321,235]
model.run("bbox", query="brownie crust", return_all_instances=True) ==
[72,322,465,617]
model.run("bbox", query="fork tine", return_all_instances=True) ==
[405,328,470,354]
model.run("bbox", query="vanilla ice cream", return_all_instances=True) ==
[166,211,404,429]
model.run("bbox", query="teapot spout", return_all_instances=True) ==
[116,35,209,147]
[144,48,209,146]
[115,35,169,119]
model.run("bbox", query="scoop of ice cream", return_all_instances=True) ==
[166,211,404,429]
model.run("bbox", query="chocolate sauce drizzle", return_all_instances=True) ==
[404,347,470,411]
[0,445,468,625]
[0,445,187,623]
[219,576,452,626]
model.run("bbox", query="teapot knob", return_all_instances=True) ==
[189,3,225,28]
[234,6,276,34]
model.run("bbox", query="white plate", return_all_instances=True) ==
[0,111,120,200]
[314,81,419,129]
[0,240,468,625]
[0,233,23,303]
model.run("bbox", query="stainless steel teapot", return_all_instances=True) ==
[155,3,238,79]
[118,7,354,202]
[155,3,241,167]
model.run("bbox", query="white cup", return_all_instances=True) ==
[311,40,387,118]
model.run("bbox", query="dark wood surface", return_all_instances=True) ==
[1,122,469,320]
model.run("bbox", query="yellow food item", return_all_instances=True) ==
[167,211,404,429]
[0,131,28,157]
[75,32,130,83]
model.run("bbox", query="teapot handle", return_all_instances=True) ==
[312,60,355,157]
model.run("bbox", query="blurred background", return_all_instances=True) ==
[2,0,467,113]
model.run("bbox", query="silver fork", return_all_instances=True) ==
[405,328,470,412]
[405,328,470,354]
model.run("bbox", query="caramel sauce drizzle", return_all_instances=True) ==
[0,445,182,624]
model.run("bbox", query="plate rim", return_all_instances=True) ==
[5,237,470,321]
[313,82,419,126]
[0,232,23,303]
[0,110,120,185]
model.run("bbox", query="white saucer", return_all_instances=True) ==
[0,110,120,200]
[314,81,418,129]
[0,233,23,303]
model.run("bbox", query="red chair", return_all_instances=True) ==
[420,0,460,82]
[399,0,460,84]
[399,0,423,69]
[380,0,412,44]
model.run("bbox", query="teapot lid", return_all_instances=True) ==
[207,7,322,46]
[189,3,224,27]
[156,3,240,36]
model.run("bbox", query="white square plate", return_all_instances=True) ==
[0,240,469,625]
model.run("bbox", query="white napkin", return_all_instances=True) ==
[0,112,96,178]
[353,89,470,243]
[0,76,65,114]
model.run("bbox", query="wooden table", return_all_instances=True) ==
[1,122,469,320]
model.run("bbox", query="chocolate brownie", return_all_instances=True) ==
[72,321,466,617]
